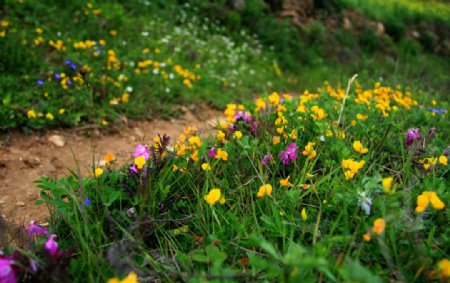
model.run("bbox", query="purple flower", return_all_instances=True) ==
[427,107,447,114]
[84,198,91,206]
[44,234,59,256]
[36,80,44,86]
[406,128,421,146]
[26,221,49,236]
[126,207,135,218]
[0,256,16,283]
[95,49,102,55]
[207,147,216,158]
[233,111,252,123]
[54,73,61,79]
[70,63,77,70]
[428,128,436,138]
[279,143,298,165]
[133,144,150,160]
[66,79,72,85]
[29,259,38,273]
[250,121,258,133]
[65,60,71,65]
[262,154,273,166]
[129,165,138,173]
[229,124,236,132]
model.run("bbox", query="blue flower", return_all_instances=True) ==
[84,198,91,206]
[65,60,71,65]
[54,73,61,79]
[37,80,44,85]
[427,107,447,114]
[70,63,77,70]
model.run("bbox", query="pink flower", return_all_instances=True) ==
[133,144,150,160]
[0,256,16,283]
[262,154,273,165]
[406,128,421,146]
[129,165,138,173]
[279,143,298,165]
[26,221,49,236]
[207,147,216,158]
[44,234,59,256]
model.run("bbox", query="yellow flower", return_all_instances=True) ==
[216,131,226,143]
[353,140,368,154]
[233,131,243,140]
[215,148,228,161]
[342,159,365,180]
[273,136,280,145]
[134,156,146,169]
[58,108,65,114]
[107,272,139,283]
[257,184,272,198]
[302,142,317,160]
[27,110,36,119]
[363,232,371,242]
[373,218,385,235]
[415,191,445,212]
[204,188,225,205]
[382,177,393,193]
[104,153,115,165]
[439,155,448,166]
[191,150,199,162]
[438,259,450,278]
[188,136,202,147]
[280,176,292,187]
[110,30,118,36]
[301,208,307,221]
[172,164,178,172]
[351,120,357,126]
[201,163,211,171]
[94,167,103,177]
[356,113,368,120]
[45,112,54,120]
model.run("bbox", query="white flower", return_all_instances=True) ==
[126,86,133,93]
[358,191,372,215]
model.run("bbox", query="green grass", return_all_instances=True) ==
[3,82,449,282]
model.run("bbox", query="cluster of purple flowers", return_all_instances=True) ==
[279,143,299,165]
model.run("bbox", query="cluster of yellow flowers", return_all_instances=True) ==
[415,191,445,213]
[420,156,448,170]
[341,159,365,180]
[363,218,386,242]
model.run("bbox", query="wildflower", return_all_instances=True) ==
[191,150,199,162]
[358,191,372,215]
[201,163,211,171]
[233,131,243,140]
[133,144,150,160]
[84,198,91,206]
[0,256,16,283]
[382,177,394,193]
[26,220,49,236]
[257,184,272,198]
[415,191,445,213]
[45,112,54,120]
[207,147,216,158]
[37,79,44,86]
[373,218,385,235]
[204,188,225,205]
[262,154,273,165]
[172,164,178,172]
[438,259,450,278]
[215,148,228,161]
[44,234,59,256]
[353,141,368,154]
[94,167,103,177]
[279,143,298,165]
[134,156,146,170]
[27,110,36,119]
[439,156,448,166]
[301,208,307,220]
[104,153,115,165]
[107,272,139,283]
[273,136,281,145]
[363,232,371,242]
[342,159,365,180]
[188,136,202,147]
[280,176,292,187]
[302,142,317,160]
[356,114,368,120]
[216,131,226,143]
[406,128,421,146]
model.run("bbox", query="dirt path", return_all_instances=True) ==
[0,106,223,226]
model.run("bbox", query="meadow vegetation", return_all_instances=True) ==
[0,0,449,282]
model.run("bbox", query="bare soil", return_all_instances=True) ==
[0,106,222,227]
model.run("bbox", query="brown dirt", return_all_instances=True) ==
[0,106,223,226]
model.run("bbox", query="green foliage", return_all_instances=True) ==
[7,81,449,281]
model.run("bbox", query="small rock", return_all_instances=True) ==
[48,135,65,147]
[23,156,41,168]
[16,201,25,207]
